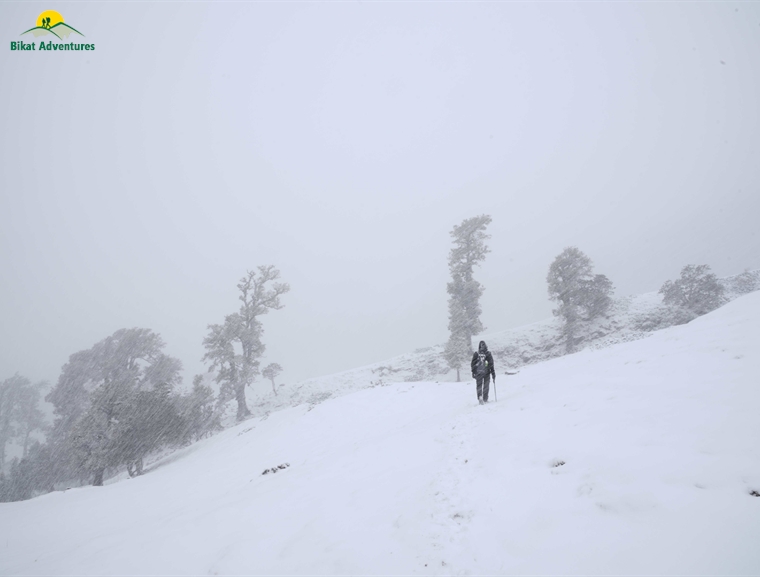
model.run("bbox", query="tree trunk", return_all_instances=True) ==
[565,320,576,353]
[562,300,577,354]
[93,468,105,486]
[270,379,277,396]
[235,383,251,421]
[456,367,460,382]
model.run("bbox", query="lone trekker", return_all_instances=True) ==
[471,340,496,405]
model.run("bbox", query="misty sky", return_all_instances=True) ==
[1,2,759,392]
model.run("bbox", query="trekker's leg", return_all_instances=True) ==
[483,374,491,402]
[476,376,484,400]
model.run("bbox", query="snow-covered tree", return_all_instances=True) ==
[15,380,47,458]
[731,269,760,294]
[203,266,290,421]
[443,333,471,382]
[46,328,184,486]
[262,363,283,396]
[0,375,47,466]
[445,215,492,380]
[111,381,185,478]
[659,264,725,316]
[0,375,22,467]
[0,441,56,502]
[547,247,614,353]
[178,376,221,442]
[1,458,27,502]
[584,274,614,320]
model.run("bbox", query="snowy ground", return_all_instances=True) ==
[1,292,759,575]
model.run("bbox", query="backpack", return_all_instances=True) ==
[474,352,488,376]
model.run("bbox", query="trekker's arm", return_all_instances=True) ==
[488,352,496,378]
[471,352,478,375]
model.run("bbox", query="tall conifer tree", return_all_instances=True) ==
[445,215,492,381]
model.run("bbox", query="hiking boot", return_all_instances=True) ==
[478,396,484,405]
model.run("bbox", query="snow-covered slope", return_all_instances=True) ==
[1,292,759,575]
[249,271,759,420]
[242,293,655,420]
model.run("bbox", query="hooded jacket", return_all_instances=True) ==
[471,340,496,379]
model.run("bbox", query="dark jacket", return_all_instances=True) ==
[471,340,495,379]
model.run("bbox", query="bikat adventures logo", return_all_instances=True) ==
[11,10,95,52]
